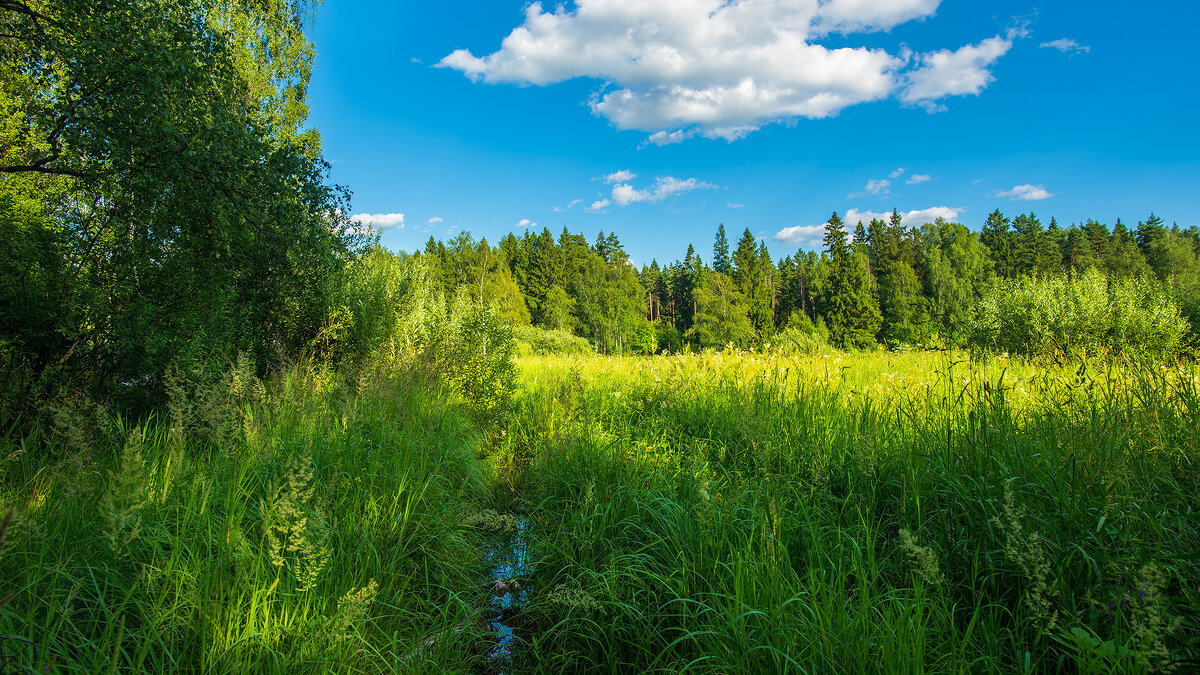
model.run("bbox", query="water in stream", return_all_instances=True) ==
[480,514,531,673]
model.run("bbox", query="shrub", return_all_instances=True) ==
[512,325,594,356]
[970,268,1190,358]
[770,313,831,356]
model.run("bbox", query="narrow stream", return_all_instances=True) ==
[481,514,531,673]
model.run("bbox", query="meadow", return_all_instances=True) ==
[1,348,1198,673]
[496,350,1200,673]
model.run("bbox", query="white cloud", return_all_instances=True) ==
[1040,38,1090,56]
[606,175,715,207]
[906,173,932,184]
[349,212,405,229]
[427,216,444,224]
[816,0,942,34]
[843,206,961,227]
[848,176,894,198]
[889,167,906,178]
[996,184,1053,201]
[772,224,828,249]
[727,202,745,208]
[641,129,698,147]
[587,199,611,213]
[901,36,1012,111]
[1005,17,1032,41]
[866,178,891,195]
[440,0,1011,143]
[604,170,637,184]
[516,218,538,228]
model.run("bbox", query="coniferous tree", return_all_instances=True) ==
[852,221,869,257]
[822,212,882,349]
[1106,219,1152,278]
[672,244,698,332]
[1137,213,1166,253]
[1064,226,1099,273]
[981,209,1017,278]
[713,224,732,275]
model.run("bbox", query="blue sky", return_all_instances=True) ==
[306,1,1200,265]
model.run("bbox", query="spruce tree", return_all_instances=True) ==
[822,212,882,349]
[981,209,1016,278]
[713,224,731,275]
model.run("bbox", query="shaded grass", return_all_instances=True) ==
[0,361,497,673]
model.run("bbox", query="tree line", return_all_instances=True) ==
[414,210,1200,355]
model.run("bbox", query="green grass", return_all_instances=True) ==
[499,351,1200,673]
[0,361,498,673]
[2,350,1198,673]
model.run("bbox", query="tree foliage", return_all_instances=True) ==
[1,0,363,422]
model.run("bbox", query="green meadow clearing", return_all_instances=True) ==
[2,350,1197,673]
[5,1,1200,673]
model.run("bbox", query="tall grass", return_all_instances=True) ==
[0,359,498,673]
[4,344,1197,672]
[502,351,1200,673]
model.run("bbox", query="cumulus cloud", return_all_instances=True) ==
[1040,38,1090,56]
[517,218,538,228]
[427,216,444,224]
[901,36,1012,112]
[587,199,611,213]
[440,0,1012,143]
[996,184,1053,201]
[906,174,932,184]
[772,224,828,249]
[349,212,405,229]
[889,167,906,178]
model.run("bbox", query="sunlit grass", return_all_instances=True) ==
[503,350,1200,673]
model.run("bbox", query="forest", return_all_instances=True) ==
[416,211,1199,357]
[1,1,1198,673]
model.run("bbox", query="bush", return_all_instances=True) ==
[769,313,831,356]
[512,325,594,357]
[971,269,1190,358]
